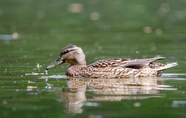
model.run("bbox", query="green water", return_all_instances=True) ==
[1,0,186,118]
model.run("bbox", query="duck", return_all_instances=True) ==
[46,45,178,78]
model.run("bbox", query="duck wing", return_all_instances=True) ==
[88,58,130,68]
[123,57,166,69]
[88,57,166,69]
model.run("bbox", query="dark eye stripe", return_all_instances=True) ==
[61,49,75,55]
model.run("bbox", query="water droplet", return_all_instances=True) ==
[45,69,48,75]
[156,28,163,35]
[160,3,170,13]
[12,32,19,39]
[143,26,152,33]
[3,100,7,105]
[36,63,42,69]
[134,102,141,107]
[90,12,100,21]
[67,3,83,13]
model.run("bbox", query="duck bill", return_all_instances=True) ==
[46,58,63,70]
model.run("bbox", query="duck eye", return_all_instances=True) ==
[62,59,65,63]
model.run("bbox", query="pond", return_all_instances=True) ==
[0,0,186,118]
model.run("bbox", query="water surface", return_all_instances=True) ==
[0,0,186,118]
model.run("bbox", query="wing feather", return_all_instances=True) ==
[123,57,166,69]
[88,58,129,68]
[88,57,166,69]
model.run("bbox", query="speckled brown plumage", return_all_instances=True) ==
[46,45,178,78]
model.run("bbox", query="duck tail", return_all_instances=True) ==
[153,62,178,71]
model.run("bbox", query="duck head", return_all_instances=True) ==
[46,45,86,70]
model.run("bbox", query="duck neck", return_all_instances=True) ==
[76,57,87,65]
[74,47,87,66]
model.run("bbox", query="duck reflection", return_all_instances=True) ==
[60,77,170,113]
